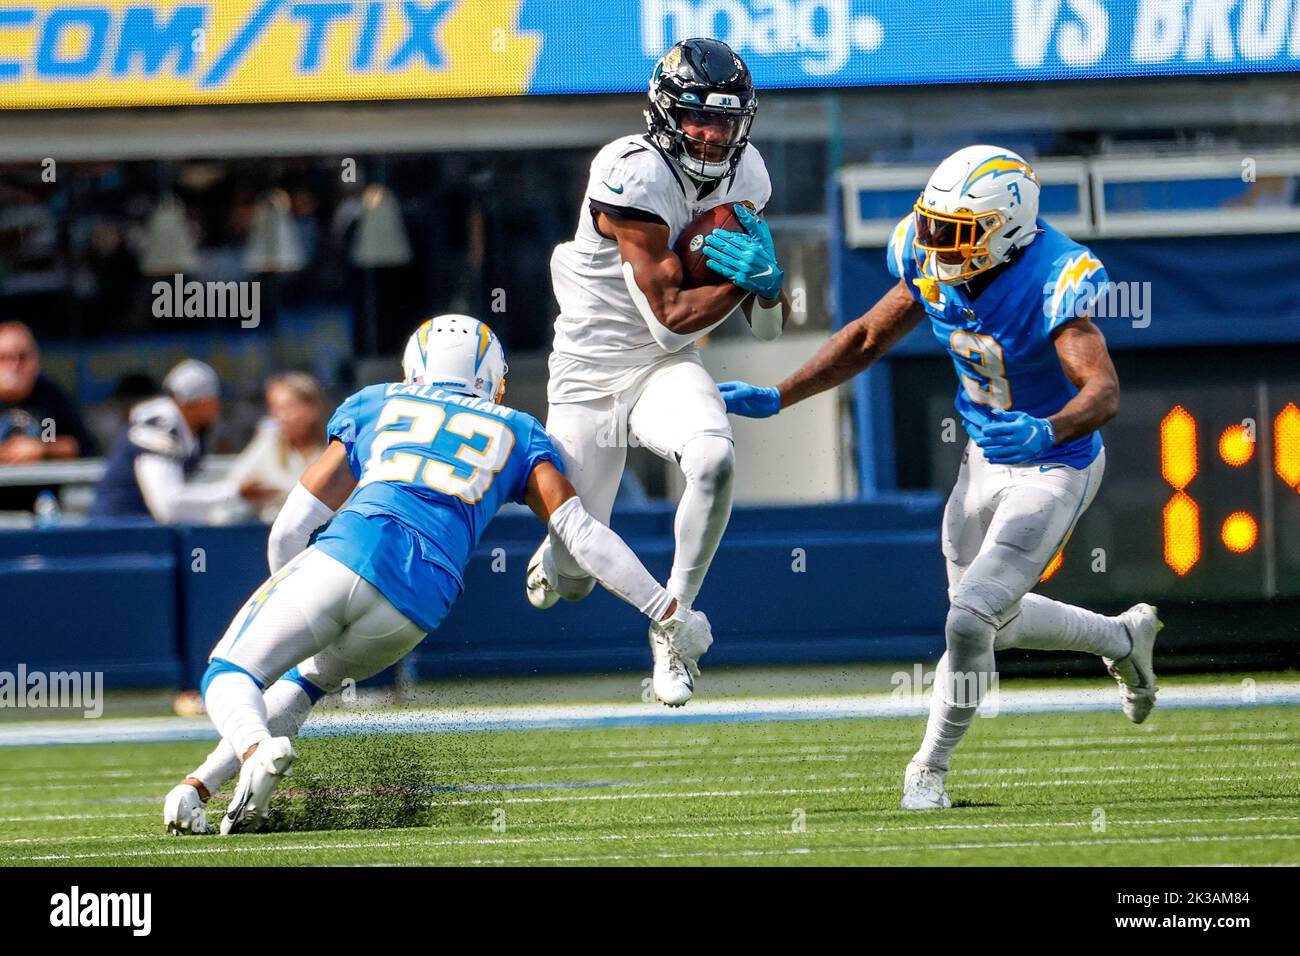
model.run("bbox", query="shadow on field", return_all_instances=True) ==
[265,732,489,833]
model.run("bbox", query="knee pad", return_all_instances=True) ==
[679,435,735,494]
[943,603,997,707]
[945,603,995,660]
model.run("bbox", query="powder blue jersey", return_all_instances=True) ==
[887,216,1106,469]
[313,383,562,633]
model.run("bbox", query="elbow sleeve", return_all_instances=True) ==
[548,496,673,620]
[267,482,337,573]
[622,261,723,353]
[748,296,784,342]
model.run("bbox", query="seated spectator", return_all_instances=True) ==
[227,371,327,522]
[89,359,273,524]
[0,321,94,512]
[84,371,159,462]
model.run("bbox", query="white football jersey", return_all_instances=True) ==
[548,134,771,401]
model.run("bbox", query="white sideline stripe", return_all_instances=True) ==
[2,681,1298,748]
[19,826,1300,863]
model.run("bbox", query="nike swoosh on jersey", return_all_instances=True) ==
[602,181,624,194]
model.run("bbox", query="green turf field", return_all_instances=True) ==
[2,701,1297,866]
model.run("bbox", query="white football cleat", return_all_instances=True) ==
[665,606,714,665]
[163,782,215,836]
[647,606,712,707]
[525,542,560,610]
[1106,603,1162,724]
[901,761,952,810]
[221,737,296,835]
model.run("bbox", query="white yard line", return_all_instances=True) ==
[462,832,1300,865]
[17,821,1300,863]
[2,767,1297,809]
[6,813,1295,848]
[6,758,1296,793]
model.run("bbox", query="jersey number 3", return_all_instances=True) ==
[359,398,515,503]
[950,331,1011,410]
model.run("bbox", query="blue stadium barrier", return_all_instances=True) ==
[418,497,947,677]
[0,522,180,686]
[0,496,948,689]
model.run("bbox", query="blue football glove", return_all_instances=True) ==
[701,206,784,300]
[717,380,781,418]
[975,408,1056,464]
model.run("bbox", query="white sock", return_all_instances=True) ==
[913,653,979,771]
[667,436,734,606]
[998,594,1131,658]
[203,672,272,760]
[190,679,314,793]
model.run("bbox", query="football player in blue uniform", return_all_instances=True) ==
[714,146,1161,810]
[164,315,711,836]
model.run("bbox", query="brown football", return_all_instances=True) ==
[672,201,753,288]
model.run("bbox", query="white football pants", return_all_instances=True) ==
[203,546,428,759]
[914,442,1130,771]
[540,355,735,608]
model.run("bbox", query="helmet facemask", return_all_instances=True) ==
[652,97,754,181]
[913,202,1006,285]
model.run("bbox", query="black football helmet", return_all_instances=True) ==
[645,38,757,182]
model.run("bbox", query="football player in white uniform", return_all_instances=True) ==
[528,38,790,705]
[720,146,1161,809]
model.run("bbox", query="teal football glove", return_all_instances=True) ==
[717,380,781,418]
[702,205,784,300]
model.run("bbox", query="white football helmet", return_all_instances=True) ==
[401,314,508,403]
[913,145,1041,285]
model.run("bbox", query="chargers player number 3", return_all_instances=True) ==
[359,398,515,503]
[950,330,1011,410]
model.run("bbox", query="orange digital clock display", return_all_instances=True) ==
[1158,402,1300,576]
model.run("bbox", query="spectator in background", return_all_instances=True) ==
[84,371,159,458]
[0,321,94,512]
[227,371,327,522]
[90,358,274,524]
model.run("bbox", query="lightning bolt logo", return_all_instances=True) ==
[962,155,1038,193]
[474,323,493,371]
[1050,253,1103,318]
[230,563,300,647]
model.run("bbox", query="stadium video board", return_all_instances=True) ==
[2,0,1300,109]
[891,351,1300,606]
